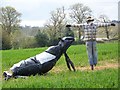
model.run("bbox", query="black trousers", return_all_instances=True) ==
[10,57,56,76]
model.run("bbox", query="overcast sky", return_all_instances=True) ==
[0,0,119,27]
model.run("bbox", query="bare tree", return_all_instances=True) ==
[99,14,111,39]
[45,6,66,40]
[69,3,92,40]
[0,6,21,35]
[0,6,21,49]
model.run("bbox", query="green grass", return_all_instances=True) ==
[1,42,118,88]
[2,69,118,88]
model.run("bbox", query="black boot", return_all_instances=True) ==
[91,65,94,70]
[3,71,12,80]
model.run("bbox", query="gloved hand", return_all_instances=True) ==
[66,24,71,27]
[80,36,84,40]
[111,23,116,26]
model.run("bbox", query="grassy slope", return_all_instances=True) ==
[2,69,118,88]
[1,42,118,88]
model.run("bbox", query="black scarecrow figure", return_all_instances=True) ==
[3,36,76,80]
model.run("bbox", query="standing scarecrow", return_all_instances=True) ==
[66,16,115,70]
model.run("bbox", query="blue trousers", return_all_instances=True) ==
[86,41,98,66]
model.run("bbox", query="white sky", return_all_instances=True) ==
[0,0,119,27]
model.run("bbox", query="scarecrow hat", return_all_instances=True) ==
[87,16,94,21]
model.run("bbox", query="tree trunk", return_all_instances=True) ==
[105,26,109,39]
[78,28,81,40]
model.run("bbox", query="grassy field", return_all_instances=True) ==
[1,42,118,88]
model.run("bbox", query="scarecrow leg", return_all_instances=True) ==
[64,52,76,71]
[64,53,71,71]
